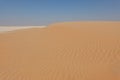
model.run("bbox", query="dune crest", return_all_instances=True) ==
[0,22,120,80]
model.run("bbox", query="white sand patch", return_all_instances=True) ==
[0,26,46,33]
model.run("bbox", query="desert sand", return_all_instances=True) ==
[0,22,120,80]
[0,26,46,33]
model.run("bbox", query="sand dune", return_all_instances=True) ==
[0,22,120,80]
[0,26,46,33]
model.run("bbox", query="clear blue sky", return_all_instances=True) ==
[0,0,120,26]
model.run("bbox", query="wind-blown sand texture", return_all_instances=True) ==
[0,22,120,80]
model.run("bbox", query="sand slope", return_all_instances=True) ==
[0,22,120,80]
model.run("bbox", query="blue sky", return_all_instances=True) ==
[0,0,120,26]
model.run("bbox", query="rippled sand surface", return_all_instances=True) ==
[0,22,120,80]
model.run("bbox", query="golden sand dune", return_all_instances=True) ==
[0,22,120,80]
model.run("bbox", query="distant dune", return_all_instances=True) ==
[0,22,120,80]
[0,26,46,33]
